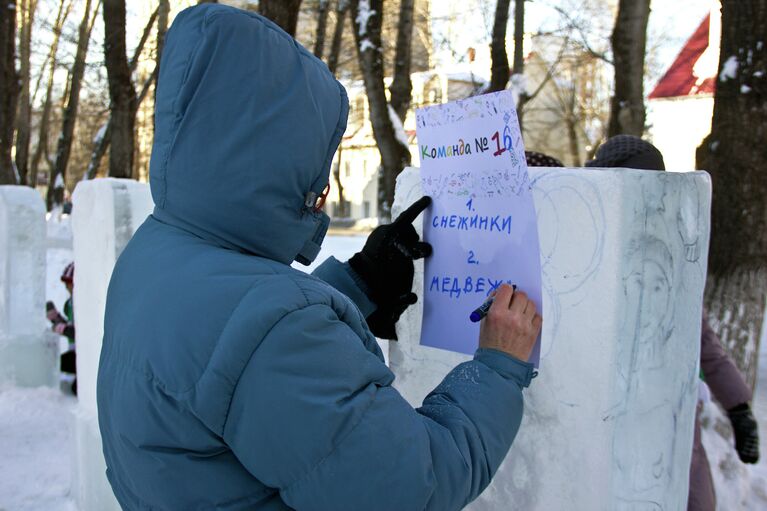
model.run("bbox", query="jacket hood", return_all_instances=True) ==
[150,4,348,265]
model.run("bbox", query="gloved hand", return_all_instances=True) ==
[728,403,760,464]
[46,301,65,324]
[349,197,432,340]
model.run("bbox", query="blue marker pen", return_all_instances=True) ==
[469,285,517,323]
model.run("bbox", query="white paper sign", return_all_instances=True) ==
[415,91,543,365]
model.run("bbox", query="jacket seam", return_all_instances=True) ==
[220,300,376,494]
[158,22,206,209]
[219,301,319,435]
[108,266,282,398]
[281,372,379,496]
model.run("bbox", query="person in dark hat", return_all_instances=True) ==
[586,134,666,170]
[525,151,565,168]
[588,135,759,511]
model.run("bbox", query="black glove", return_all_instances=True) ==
[728,403,760,464]
[349,196,432,340]
[46,301,66,324]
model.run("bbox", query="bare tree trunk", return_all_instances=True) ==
[0,0,19,184]
[488,0,511,93]
[260,0,303,36]
[565,88,581,167]
[86,67,157,180]
[103,0,137,179]
[155,0,169,122]
[314,0,331,58]
[48,0,99,209]
[327,0,348,211]
[512,0,527,125]
[15,0,37,185]
[29,0,70,189]
[389,0,414,122]
[333,144,347,217]
[608,0,650,137]
[326,0,348,75]
[697,0,767,389]
[157,0,169,75]
[86,10,158,181]
[512,0,524,74]
[351,0,412,219]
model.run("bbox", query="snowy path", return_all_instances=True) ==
[0,387,77,511]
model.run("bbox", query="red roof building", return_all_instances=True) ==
[648,11,719,171]
[649,15,716,100]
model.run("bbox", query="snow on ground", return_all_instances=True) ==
[701,315,767,510]
[291,234,365,274]
[0,387,77,511]
[2,232,765,510]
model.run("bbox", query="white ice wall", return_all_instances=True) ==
[71,179,153,511]
[391,166,712,510]
[0,186,58,387]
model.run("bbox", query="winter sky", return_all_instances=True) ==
[431,0,713,84]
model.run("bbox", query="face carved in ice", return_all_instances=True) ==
[622,236,675,351]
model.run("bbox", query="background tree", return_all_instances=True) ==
[0,0,19,184]
[87,6,159,180]
[47,0,100,209]
[260,0,303,36]
[103,0,136,178]
[313,0,330,58]
[388,0,414,122]
[512,0,529,123]
[488,0,511,92]
[608,0,650,137]
[29,0,72,189]
[326,0,348,75]
[14,0,37,186]
[156,0,170,90]
[512,0,525,76]
[351,0,413,218]
[326,0,350,217]
[297,0,431,83]
[697,0,767,388]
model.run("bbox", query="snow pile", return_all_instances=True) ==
[509,73,528,106]
[0,387,77,511]
[388,105,410,150]
[355,0,377,52]
[359,39,375,53]
[355,0,375,36]
[292,235,364,274]
[720,56,739,82]
[92,124,107,146]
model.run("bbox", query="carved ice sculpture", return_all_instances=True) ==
[0,186,58,387]
[390,166,712,510]
[71,179,153,511]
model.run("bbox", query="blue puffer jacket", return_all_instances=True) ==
[97,5,535,510]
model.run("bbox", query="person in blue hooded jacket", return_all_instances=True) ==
[97,5,542,510]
